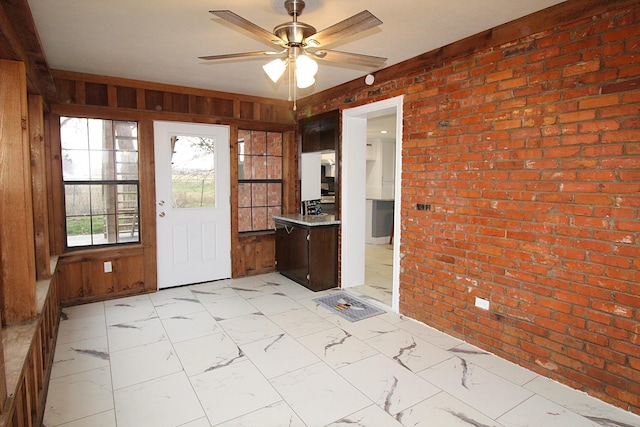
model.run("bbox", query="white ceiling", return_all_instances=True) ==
[27,0,565,102]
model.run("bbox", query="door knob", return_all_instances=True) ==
[159,200,165,206]
[159,212,165,217]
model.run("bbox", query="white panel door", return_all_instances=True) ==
[154,121,231,289]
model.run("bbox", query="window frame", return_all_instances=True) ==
[60,116,141,250]
[237,130,284,233]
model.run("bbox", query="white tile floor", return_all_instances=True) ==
[353,243,394,306]
[44,273,640,427]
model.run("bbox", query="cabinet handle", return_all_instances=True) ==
[285,225,295,235]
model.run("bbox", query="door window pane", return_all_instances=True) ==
[171,135,216,209]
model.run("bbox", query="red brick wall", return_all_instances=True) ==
[301,3,640,414]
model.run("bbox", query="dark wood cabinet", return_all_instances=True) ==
[275,218,338,291]
[299,109,340,153]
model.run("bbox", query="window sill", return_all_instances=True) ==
[59,244,144,264]
[238,230,276,238]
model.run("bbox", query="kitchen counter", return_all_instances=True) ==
[273,213,341,227]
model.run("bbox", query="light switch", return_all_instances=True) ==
[104,261,112,273]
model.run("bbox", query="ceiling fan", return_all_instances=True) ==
[199,0,386,109]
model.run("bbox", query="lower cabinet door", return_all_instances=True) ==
[275,222,309,286]
[308,226,338,291]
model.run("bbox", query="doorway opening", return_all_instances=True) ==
[341,96,403,312]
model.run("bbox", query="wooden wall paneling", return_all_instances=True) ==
[188,94,198,115]
[172,93,189,114]
[138,120,157,292]
[0,59,37,324]
[145,90,163,112]
[212,98,233,118]
[85,82,107,106]
[56,262,84,302]
[0,318,6,413]
[229,125,241,277]
[234,235,277,276]
[33,332,43,396]
[107,85,117,108]
[28,94,52,280]
[196,96,212,116]
[0,0,57,105]
[257,238,275,271]
[0,272,61,426]
[116,86,136,109]
[23,363,34,426]
[282,130,298,214]
[239,101,253,120]
[242,242,256,273]
[232,99,241,119]
[54,78,75,104]
[46,113,65,255]
[50,70,294,123]
[83,260,114,297]
[74,80,85,104]
[136,88,145,110]
[113,255,145,293]
[162,92,172,113]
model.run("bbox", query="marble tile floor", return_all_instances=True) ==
[43,273,640,427]
[352,243,394,306]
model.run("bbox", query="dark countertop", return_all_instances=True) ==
[273,213,341,227]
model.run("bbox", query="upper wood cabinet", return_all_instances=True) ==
[299,109,339,153]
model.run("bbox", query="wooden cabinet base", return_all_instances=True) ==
[275,220,338,292]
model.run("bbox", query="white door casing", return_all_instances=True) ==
[341,96,403,312]
[154,121,231,289]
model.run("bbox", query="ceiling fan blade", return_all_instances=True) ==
[199,51,284,61]
[210,10,284,46]
[306,10,382,48]
[309,49,386,68]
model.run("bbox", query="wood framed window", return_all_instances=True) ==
[237,130,283,232]
[60,117,140,248]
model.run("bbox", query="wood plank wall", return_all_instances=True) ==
[48,71,298,305]
[28,95,52,281]
[0,59,60,427]
[0,274,60,427]
[0,60,37,324]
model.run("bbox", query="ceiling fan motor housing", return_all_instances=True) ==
[276,0,315,46]
[274,22,316,46]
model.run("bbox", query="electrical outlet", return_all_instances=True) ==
[104,261,112,273]
[475,297,490,310]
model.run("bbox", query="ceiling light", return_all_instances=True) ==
[262,50,318,110]
[296,74,315,89]
[296,54,318,78]
[263,58,287,83]
[295,54,317,89]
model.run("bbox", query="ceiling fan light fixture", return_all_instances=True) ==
[296,73,315,89]
[201,1,386,110]
[295,54,318,77]
[263,58,287,82]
